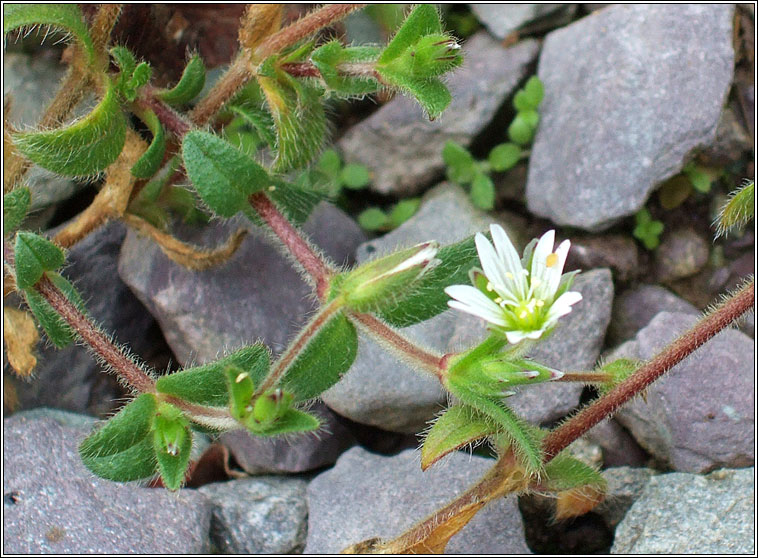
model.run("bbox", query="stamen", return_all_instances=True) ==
[546,252,559,267]
[519,309,528,319]
[535,299,545,307]
[486,282,494,292]
[505,272,514,280]
[494,297,503,304]
[235,372,249,383]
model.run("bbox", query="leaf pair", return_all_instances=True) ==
[508,76,544,145]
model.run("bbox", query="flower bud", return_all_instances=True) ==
[390,33,462,78]
[225,364,255,421]
[251,388,293,428]
[339,241,440,312]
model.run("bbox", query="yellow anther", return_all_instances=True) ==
[546,252,559,268]
[519,310,528,319]
[486,282,494,292]
[505,272,514,280]
[494,297,503,304]
[532,278,542,287]
[535,299,545,307]
[235,372,249,383]
[268,185,277,191]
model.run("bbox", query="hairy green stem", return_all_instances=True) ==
[542,278,755,460]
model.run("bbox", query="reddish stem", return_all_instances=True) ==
[249,192,334,300]
[138,91,192,138]
[543,279,755,461]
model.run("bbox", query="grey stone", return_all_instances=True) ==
[509,269,614,425]
[3,412,212,554]
[338,33,539,196]
[526,4,735,230]
[608,284,698,346]
[322,184,514,433]
[4,51,85,211]
[219,402,355,474]
[118,201,365,362]
[470,4,567,38]
[654,228,710,282]
[565,234,640,282]
[595,466,656,529]
[14,222,158,416]
[304,447,531,554]
[609,312,754,473]
[198,477,307,554]
[611,468,755,554]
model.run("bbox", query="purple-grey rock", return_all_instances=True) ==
[198,477,307,554]
[609,312,754,473]
[584,419,649,468]
[565,234,640,282]
[611,468,755,554]
[218,402,355,474]
[608,284,699,345]
[15,222,158,416]
[470,4,567,38]
[595,466,656,529]
[526,4,735,230]
[322,184,515,433]
[3,411,212,554]
[338,33,539,196]
[304,447,531,554]
[654,228,710,282]
[509,268,614,425]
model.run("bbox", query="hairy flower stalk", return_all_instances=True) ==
[445,225,582,344]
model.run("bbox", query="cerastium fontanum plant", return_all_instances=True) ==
[3,4,754,553]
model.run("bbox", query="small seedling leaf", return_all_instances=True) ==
[507,114,534,146]
[522,76,544,107]
[13,80,127,177]
[470,172,495,210]
[316,149,342,177]
[340,163,371,189]
[358,208,389,231]
[388,198,420,228]
[79,394,159,482]
[488,143,521,172]
[442,140,476,184]
[182,130,269,217]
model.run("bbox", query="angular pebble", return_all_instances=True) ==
[526,4,734,230]
[611,468,755,553]
[339,33,539,196]
[609,312,754,473]
[654,228,710,282]
[509,268,614,425]
[470,4,567,38]
[3,411,212,554]
[595,466,656,529]
[305,447,531,554]
[198,477,307,554]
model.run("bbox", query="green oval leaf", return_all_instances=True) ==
[14,231,64,289]
[4,187,31,236]
[281,312,358,401]
[79,394,159,482]
[182,130,270,217]
[388,198,420,228]
[522,76,544,108]
[470,172,494,210]
[13,80,127,177]
[488,143,521,172]
[3,4,94,64]
[508,114,534,146]
[421,405,497,471]
[358,207,388,231]
[442,141,476,184]
[158,54,206,106]
[156,344,270,408]
[340,163,371,189]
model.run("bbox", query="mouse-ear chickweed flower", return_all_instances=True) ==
[445,225,581,344]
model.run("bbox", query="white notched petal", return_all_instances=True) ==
[475,233,509,292]
[445,285,508,325]
[546,239,571,296]
[546,291,583,321]
[490,224,527,298]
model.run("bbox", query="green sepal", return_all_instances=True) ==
[182,130,270,217]
[445,376,543,474]
[4,187,31,236]
[375,233,482,328]
[420,404,497,471]
[79,394,159,482]
[378,71,452,120]
[378,4,442,64]
[488,143,521,172]
[158,54,206,106]
[228,104,277,149]
[225,364,256,421]
[14,231,65,289]
[130,109,166,179]
[443,140,476,184]
[155,343,270,407]
[470,172,495,210]
[152,402,192,491]
[22,271,86,348]
[281,312,357,401]
[311,41,381,97]
[245,407,321,437]
[251,389,294,427]
[3,4,94,64]
[13,80,126,177]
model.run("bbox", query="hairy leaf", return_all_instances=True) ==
[543,452,607,519]
[378,4,442,64]
[715,179,754,238]
[130,109,166,179]
[376,233,481,328]
[79,394,158,482]
[380,71,452,119]
[229,104,276,149]
[282,312,357,401]
[158,54,206,106]
[13,80,127,177]
[4,187,31,236]
[421,405,497,470]
[3,4,94,63]
[22,272,86,348]
[182,130,269,217]
[156,344,270,407]
[14,231,64,289]
[244,180,325,227]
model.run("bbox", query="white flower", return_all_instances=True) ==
[445,225,582,344]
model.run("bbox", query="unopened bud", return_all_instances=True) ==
[225,364,255,421]
[339,241,440,312]
[480,357,563,387]
[251,388,293,427]
[392,33,463,78]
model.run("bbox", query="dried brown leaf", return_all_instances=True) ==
[3,306,39,377]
